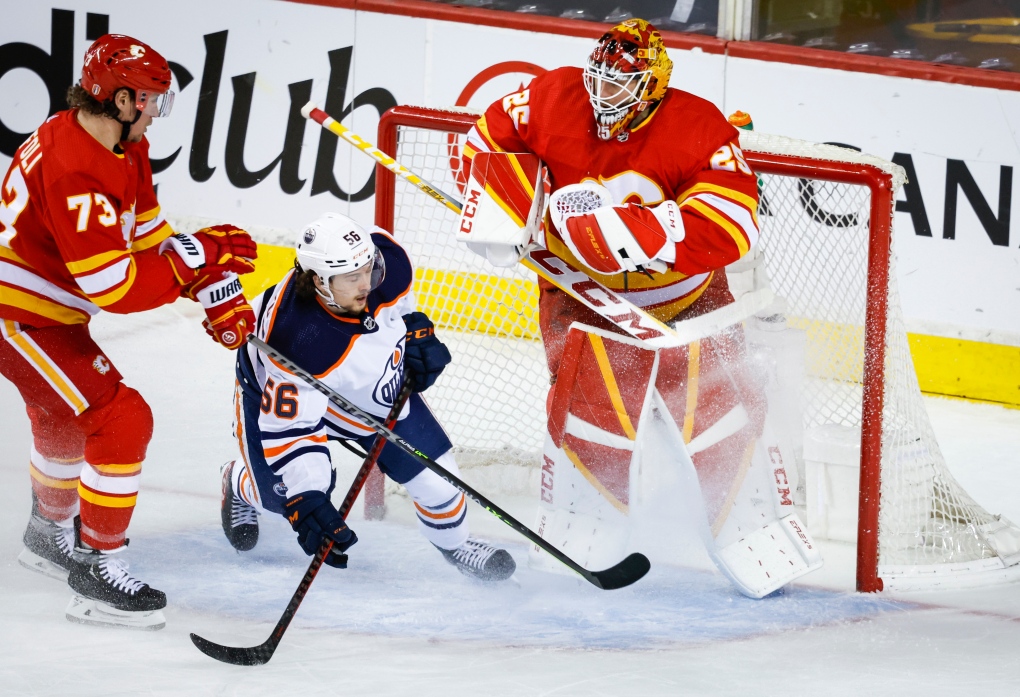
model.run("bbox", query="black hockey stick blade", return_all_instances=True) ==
[189,632,277,666]
[585,552,651,590]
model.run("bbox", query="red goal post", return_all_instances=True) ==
[369,105,1020,594]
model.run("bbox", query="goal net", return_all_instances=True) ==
[372,105,1020,592]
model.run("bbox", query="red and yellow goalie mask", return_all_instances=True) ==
[583,19,673,141]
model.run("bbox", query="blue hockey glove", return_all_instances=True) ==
[284,491,357,568]
[402,312,452,392]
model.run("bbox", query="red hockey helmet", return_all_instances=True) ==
[81,34,175,117]
[583,19,673,141]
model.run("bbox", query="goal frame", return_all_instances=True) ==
[369,104,896,593]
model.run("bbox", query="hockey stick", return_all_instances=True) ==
[189,382,414,666]
[301,102,773,350]
[249,334,651,591]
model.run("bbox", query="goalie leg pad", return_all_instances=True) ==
[546,324,658,506]
[530,435,631,576]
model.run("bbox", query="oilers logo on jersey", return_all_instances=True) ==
[373,340,404,408]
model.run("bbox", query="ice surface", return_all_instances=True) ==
[1,301,1019,696]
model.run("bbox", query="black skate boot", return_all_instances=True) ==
[18,497,76,580]
[221,461,259,551]
[436,538,516,582]
[67,542,167,630]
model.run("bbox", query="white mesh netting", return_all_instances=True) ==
[384,112,1019,585]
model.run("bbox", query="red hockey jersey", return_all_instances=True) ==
[464,67,759,321]
[0,110,179,328]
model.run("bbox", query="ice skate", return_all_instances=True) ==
[436,538,516,582]
[66,544,167,631]
[221,460,259,551]
[18,503,76,581]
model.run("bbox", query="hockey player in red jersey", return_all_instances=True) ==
[0,34,257,628]
[460,20,800,596]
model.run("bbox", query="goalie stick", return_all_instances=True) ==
[301,102,774,350]
[249,334,651,591]
[189,382,414,666]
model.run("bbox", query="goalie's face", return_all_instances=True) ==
[315,265,374,315]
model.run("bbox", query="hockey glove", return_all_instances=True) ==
[160,224,258,285]
[402,311,452,392]
[182,269,255,350]
[550,182,683,276]
[284,491,357,568]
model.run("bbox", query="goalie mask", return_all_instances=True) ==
[583,19,672,142]
[296,213,385,308]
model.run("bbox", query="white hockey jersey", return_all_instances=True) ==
[236,230,415,496]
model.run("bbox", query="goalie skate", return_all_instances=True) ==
[221,461,259,551]
[66,545,167,630]
[18,507,75,581]
[437,538,516,582]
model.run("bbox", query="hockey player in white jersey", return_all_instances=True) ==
[222,212,515,582]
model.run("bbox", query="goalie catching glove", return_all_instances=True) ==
[284,491,357,568]
[402,312,452,392]
[549,182,684,276]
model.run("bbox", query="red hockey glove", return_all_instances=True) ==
[183,270,255,350]
[160,224,258,284]
[550,183,683,276]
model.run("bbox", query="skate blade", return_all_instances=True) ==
[65,596,166,631]
[17,548,70,581]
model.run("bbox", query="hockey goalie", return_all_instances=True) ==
[454,19,822,597]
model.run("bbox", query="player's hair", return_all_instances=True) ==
[66,84,127,120]
[293,260,320,304]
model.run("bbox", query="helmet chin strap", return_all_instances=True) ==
[118,109,142,143]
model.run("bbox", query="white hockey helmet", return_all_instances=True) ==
[296,212,385,299]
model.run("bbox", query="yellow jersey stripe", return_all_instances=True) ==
[77,484,137,509]
[474,117,506,154]
[684,199,751,257]
[89,258,138,308]
[8,332,87,413]
[678,182,758,215]
[65,249,129,275]
[0,245,28,265]
[30,466,80,489]
[0,285,90,324]
[131,222,173,252]
[90,463,142,476]
[136,205,161,223]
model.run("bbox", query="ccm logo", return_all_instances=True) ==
[459,187,482,234]
[540,454,554,503]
